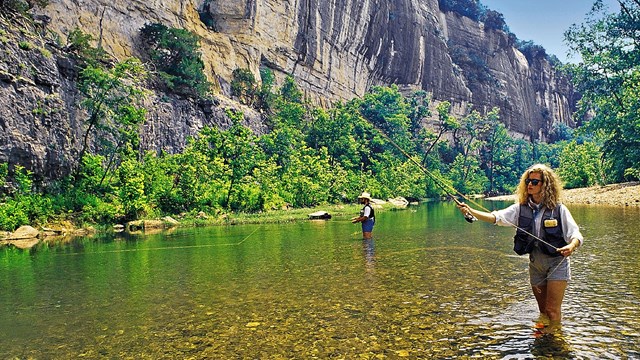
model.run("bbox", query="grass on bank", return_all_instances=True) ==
[0,201,410,244]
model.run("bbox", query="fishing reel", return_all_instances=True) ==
[452,198,478,223]
[463,212,478,223]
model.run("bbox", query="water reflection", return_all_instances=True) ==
[530,326,573,359]
[0,202,638,358]
[362,238,376,268]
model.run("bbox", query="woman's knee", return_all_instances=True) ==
[544,305,562,321]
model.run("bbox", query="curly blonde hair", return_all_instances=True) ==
[515,163,563,208]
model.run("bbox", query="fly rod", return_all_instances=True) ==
[371,124,569,286]
[371,124,564,252]
[371,125,478,223]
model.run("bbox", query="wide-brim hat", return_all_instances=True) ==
[358,192,372,200]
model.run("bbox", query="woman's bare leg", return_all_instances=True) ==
[545,280,567,322]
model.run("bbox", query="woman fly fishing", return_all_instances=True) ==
[456,164,583,326]
[370,122,583,329]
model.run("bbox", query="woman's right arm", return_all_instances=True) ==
[457,203,519,226]
[456,203,496,224]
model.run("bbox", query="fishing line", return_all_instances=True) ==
[57,228,259,256]
[532,256,568,293]
[371,126,478,223]
[370,124,561,251]
[374,123,567,289]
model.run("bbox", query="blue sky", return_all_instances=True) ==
[479,0,620,63]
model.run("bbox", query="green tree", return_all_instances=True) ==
[421,101,459,166]
[138,151,179,213]
[256,67,276,111]
[510,138,533,190]
[1,0,49,15]
[534,141,564,169]
[279,75,304,104]
[360,85,415,162]
[448,153,487,195]
[140,23,211,98]
[439,0,482,20]
[482,9,507,31]
[478,109,515,193]
[307,104,363,170]
[0,162,7,193]
[231,68,257,106]
[220,110,265,210]
[278,146,339,207]
[558,140,604,188]
[516,40,547,63]
[451,110,486,190]
[66,28,108,67]
[565,0,640,181]
[0,165,53,230]
[76,57,148,182]
[117,158,147,219]
[170,129,226,212]
[406,90,432,136]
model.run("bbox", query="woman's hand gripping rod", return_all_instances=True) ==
[451,197,478,223]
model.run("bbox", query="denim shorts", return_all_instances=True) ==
[529,247,571,285]
[362,218,375,232]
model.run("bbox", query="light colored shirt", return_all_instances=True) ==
[492,203,584,246]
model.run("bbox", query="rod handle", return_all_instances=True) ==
[464,213,478,223]
[453,197,477,223]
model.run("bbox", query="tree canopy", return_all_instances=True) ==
[565,0,640,181]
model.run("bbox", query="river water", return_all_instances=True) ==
[1,201,639,359]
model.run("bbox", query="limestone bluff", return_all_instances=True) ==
[1,0,577,180]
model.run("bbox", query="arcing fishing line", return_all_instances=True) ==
[58,228,259,256]
[371,126,477,223]
[370,124,561,251]
[374,124,571,290]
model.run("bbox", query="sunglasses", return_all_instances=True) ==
[525,178,542,186]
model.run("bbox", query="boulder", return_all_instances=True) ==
[143,219,165,230]
[387,197,409,207]
[308,211,332,220]
[7,225,40,240]
[162,216,180,226]
[126,220,144,232]
[40,226,67,237]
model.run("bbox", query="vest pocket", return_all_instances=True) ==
[540,217,563,256]
[513,233,535,255]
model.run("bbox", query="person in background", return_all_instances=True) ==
[456,164,583,325]
[352,192,375,239]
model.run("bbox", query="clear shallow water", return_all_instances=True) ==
[1,202,638,359]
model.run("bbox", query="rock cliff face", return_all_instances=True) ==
[1,0,577,180]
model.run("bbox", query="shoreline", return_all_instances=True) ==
[0,203,373,247]
[486,182,640,207]
[2,182,638,247]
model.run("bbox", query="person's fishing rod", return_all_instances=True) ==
[373,125,569,254]
[370,124,478,223]
[369,123,568,253]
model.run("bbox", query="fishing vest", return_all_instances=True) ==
[360,204,375,220]
[513,204,565,257]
